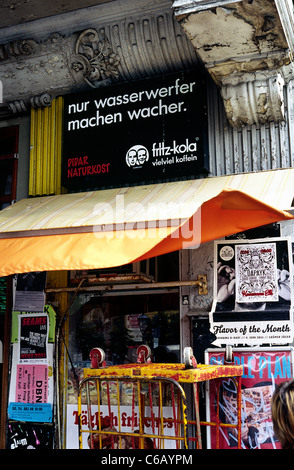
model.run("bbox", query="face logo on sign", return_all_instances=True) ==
[126,145,149,168]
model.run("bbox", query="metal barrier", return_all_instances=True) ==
[77,347,243,449]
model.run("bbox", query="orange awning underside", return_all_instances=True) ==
[134,189,294,262]
[0,170,293,276]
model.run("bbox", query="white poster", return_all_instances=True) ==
[14,272,47,312]
[66,404,177,449]
[210,238,293,346]
[235,243,279,303]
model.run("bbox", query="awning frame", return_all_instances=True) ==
[44,275,208,295]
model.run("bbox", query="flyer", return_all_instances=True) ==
[15,364,48,403]
[235,243,278,303]
[14,272,47,312]
[19,313,48,362]
[8,309,54,423]
[210,238,293,346]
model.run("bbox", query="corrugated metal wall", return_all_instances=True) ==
[29,96,63,196]
[207,79,294,176]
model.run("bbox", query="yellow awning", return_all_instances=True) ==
[0,169,293,277]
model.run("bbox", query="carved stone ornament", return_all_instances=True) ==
[7,99,28,114]
[71,28,120,87]
[0,38,37,61]
[221,74,285,126]
[30,93,53,108]
[8,93,53,114]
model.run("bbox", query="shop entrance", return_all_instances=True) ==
[65,292,180,449]
[63,252,181,448]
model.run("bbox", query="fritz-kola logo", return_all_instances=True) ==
[152,138,197,156]
[126,145,149,168]
[126,138,198,169]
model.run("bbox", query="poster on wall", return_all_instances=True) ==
[205,348,294,449]
[66,404,177,449]
[8,308,56,423]
[235,242,279,303]
[19,313,48,362]
[15,364,48,403]
[210,238,293,346]
[11,305,56,344]
[8,343,54,423]
[14,272,47,312]
[7,422,54,449]
[62,70,209,191]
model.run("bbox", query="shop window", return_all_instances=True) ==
[65,288,180,448]
[65,252,180,437]
[0,126,18,210]
[68,291,179,361]
[67,252,180,370]
[69,252,179,285]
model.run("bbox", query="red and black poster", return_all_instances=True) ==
[19,314,48,362]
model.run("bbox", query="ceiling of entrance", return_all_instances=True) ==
[0,0,113,29]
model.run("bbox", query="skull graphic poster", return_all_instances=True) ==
[210,238,293,346]
[235,243,279,303]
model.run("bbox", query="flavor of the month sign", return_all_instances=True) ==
[210,238,293,346]
[205,348,294,449]
[62,70,208,191]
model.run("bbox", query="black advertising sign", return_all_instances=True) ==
[62,70,208,191]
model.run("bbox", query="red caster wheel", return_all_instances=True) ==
[137,344,151,363]
[90,347,106,368]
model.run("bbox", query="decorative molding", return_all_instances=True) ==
[0,0,175,44]
[7,100,28,114]
[0,9,199,114]
[0,38,36,61]
[70,29,121,87]
[221,74,285,127]
[8,93,53,114]
[173,0,294,125]
[30,93,53,108]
